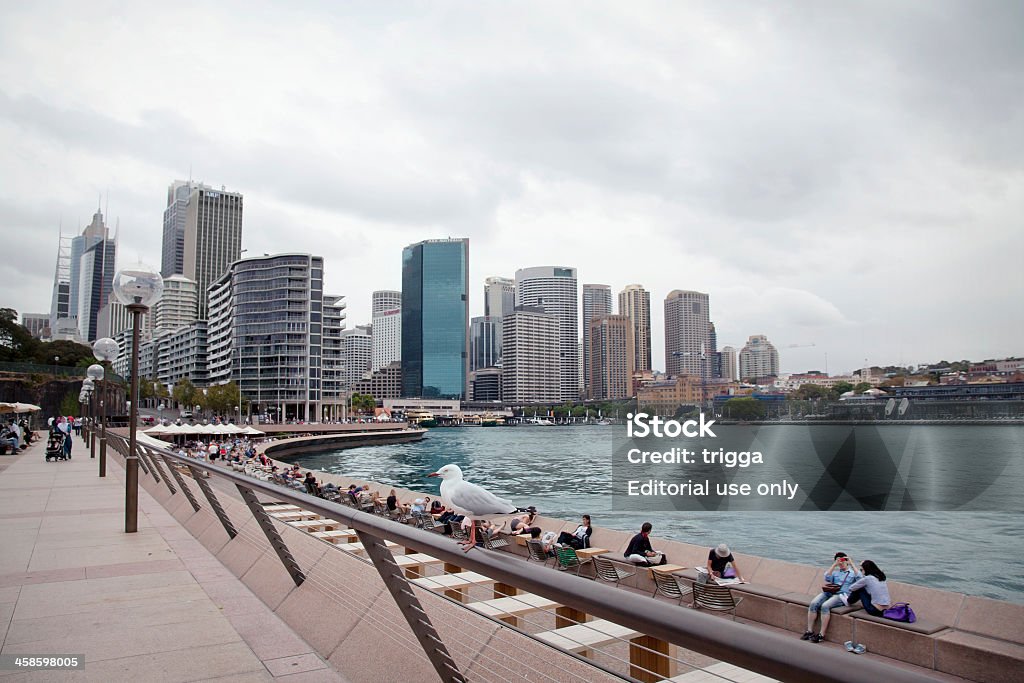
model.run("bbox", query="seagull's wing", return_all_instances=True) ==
[447,480,517,517]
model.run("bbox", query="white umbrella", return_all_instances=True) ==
[211,424,234,435]
[242,426,264,436]
[137,432,173,449]
[144,425,170,435]
[13,403,42,413]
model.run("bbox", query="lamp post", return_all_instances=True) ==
[82,378,95,456]
[158,402,164,424]
[54,355,59,376]
[92,338,117,478]
[112,264,163,534]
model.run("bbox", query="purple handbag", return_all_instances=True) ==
[882,603,917,623]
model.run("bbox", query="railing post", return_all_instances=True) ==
[356,529,467,683]
[162,455,200,511]
[236,484,305,587]
[186,464,237,538]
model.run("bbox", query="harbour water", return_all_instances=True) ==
[292,424,1024,604]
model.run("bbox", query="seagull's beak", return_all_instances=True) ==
[427,472,439,478]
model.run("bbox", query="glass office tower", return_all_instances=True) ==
[401,239,469,399]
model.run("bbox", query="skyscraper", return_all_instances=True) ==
[401,239,469,400]
[483,276,515,363]
[206,253,335,422]
[162,181,243,319]
[738,335,780,382]
[154,275,198,332]
[588,314,635,400]
[71,209,116,342]
[515,266,579,401]
[582,284,612,398]
[371,290,401,372]
[618,284,652,374]
[501,307,560,404]
[341,324,373,387]
[664,290,711,380]
[49,232,72,336]
[470,316,500,372]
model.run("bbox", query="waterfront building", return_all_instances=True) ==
[664,290,711,380]
[501,306,560,404]
[321,294,348,413]
[154,275,198,332]
[470,316,501,372]
[20,313,49,339]
[70,209,117,342]
[618,284,652,374]
[738,334,780,382]
[582,284,612,398]
[157,322,209,388]
[371,291,401,372]
[469,367,502,402]
[163,181,243,319]
[206,253,336,422]
[588,314,635,401]
[401,238,469,400]
[515,266,579,401]
[636,375,703,416]
[341,324,373,388]
[350,361,402,402]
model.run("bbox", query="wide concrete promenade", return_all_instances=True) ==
[0,434,349,683]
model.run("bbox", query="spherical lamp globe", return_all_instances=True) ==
[112,263,163,308]
[93,337,119,362]
[87,364,105,381]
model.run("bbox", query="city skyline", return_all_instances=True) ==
[1,3,1021,375]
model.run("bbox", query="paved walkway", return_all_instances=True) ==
[0,432,348,682]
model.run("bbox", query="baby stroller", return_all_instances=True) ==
[45,431,69,462]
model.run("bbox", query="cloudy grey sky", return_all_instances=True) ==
[1,0,1021,374]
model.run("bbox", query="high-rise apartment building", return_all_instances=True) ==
[162,181,243,319]
[588,315,635,401]
[582,284,612,398]
[720,346,739,382]
[341,324,373,388]
[664,290,711,380]
[738,335,779,382]
[154,275,198,332]
[470,316,501,372]
[501,307,560,404]
[206,254,343,422]
[321,294,348,410]
[401,239,469,400]
[371,291,401,372]
[618,284,652,375]
[515,266,579,401]
[67,209,117,342]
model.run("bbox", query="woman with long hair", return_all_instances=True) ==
[844,559,891,616]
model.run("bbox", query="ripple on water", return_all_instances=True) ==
[291,425,1024,604]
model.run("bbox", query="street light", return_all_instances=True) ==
[82,377,95,455]
[158,402,165,424]
[92,338,117,478]
[87,363,105,461]
[112,263,163,534]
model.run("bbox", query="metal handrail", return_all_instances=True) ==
[119,436,938,683]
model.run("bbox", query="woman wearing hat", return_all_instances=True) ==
[707,543,746,582]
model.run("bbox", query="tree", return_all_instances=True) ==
[832,381,854,396]
[172,378,198,409]
[794,384,831,401]
[59,389,80,417]
[723,397,766,420]
[853,382,872,394]
[350,393,376,414]
[0,308,41,362]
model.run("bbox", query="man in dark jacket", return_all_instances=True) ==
[624,522,667,565]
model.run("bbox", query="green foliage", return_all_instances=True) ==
[204,381,246,416]
[0,308,41,362]
[59,390,80,417]
[794,384,833,400]
[350,393,376,414]
[853,382,872,393]
[31,339,94,368]
[172,378,198,408]
[832,381,854,396]
[723,397,766,420]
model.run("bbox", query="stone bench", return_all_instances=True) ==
[412,571,497,603]
[468,592,561,626]
[270,510,320,522]
[288,518,340,532]
[535,619,642,654]
[310,529,359,543]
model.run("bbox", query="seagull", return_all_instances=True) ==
[428,463,517,551]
